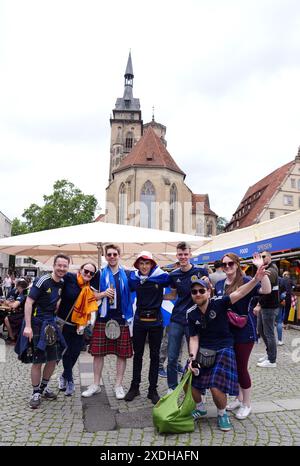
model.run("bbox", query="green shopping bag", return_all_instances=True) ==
[152,369,196,434]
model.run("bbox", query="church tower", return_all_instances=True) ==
[108,52,143,182]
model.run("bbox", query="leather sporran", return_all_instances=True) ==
[44,324,57,346]
[197,347,217,369]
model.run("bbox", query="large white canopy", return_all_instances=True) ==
[0,221,209,267]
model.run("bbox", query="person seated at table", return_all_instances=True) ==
[4,279,29,344]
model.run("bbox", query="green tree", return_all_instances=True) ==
[11,218,29,236]
[20,180,98,232]
[216,216,228,235]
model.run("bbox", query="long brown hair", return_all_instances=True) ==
[222,252,244,294]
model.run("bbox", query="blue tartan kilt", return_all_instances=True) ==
[192,347,239,396]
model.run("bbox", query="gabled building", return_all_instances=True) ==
[225,148,300,232]
[104,53,217,236]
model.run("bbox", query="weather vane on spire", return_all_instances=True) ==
[152,105,155,122]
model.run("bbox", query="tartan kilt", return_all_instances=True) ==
[192,347,239,396]
[28,320,64,365]
[89,322,133,358]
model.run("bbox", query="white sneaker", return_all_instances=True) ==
[58,375,67,391]
[226,398,242,411]
[115,385,125,400]
[235,404,252,420]
[81,384,101,397]
[278,340,284,346]
[167,388,174,395]
[256,359,277,368]
[257,354,268,363]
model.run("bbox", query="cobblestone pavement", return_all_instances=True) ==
[1,328,300,446]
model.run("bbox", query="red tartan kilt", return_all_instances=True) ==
[89,322,133,358]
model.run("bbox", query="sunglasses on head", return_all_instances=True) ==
[222,261,235,268]
[106,252,118,257]
[191,288,207,295]
[83,269,95,277]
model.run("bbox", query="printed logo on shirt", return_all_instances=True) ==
[195,320,201,325]
[155,284,159,289]
[58,288,62,296]
[209,310,217,319]
[46,288,52,294]
[191,275,198,282]
[176,279,181,283]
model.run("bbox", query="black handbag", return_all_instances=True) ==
[197,347,217,369]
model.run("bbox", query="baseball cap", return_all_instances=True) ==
[133,251,157,269]
[190,276,210,289]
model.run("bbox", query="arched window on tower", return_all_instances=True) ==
[118,183,126,225]
[125,131,134,150]
[170,184,177,232]
[140,181,156,228]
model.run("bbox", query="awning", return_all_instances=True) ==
[192,231,300,264]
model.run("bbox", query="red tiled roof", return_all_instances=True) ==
[94,214,106,222]
[113,126,185,176]
[192,194,217,217]
[225,160,294,230]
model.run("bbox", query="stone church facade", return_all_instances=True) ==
[103,53,217,237]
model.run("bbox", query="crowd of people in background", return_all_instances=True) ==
[0,245,298,433]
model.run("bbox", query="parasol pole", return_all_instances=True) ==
[96,242,103,270]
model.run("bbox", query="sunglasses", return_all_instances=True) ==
[106,252,118,257]
[83,269,95,277]
[191,288,207,295]
[222,261,235,268]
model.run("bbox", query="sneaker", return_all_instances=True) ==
[256,359,277,368]
[235,404,252,420]
[115,385,125,400]
[192,403,207,419]
[226,398,242,411]
[65,381,75,396]
[147,389,160,405]
[257,354,268,363]
[58,375,67,391]
[278,340,284,346]
[158,368,167,378]
[43,388,57,400]
[81,384,101,397]
[177,364,184,374]
[29,392,42,409]
[124,386,140,401]
[217,413,233,431]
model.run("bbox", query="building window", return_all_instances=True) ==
[125,131,133,149]
[118,183,126,224]
[283,195,293,206]
[299,196,300,208]
[140,181,156,228]
[270,211,275,219]
[291,178,296,189]
[170,184,177,232]
[206,221,213,236]
[298,179,300,191]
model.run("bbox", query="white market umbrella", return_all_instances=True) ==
[0,221,209,268]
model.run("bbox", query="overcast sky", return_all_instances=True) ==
[1,0,300,225]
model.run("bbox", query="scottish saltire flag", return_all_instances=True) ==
[161,287,175,327]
